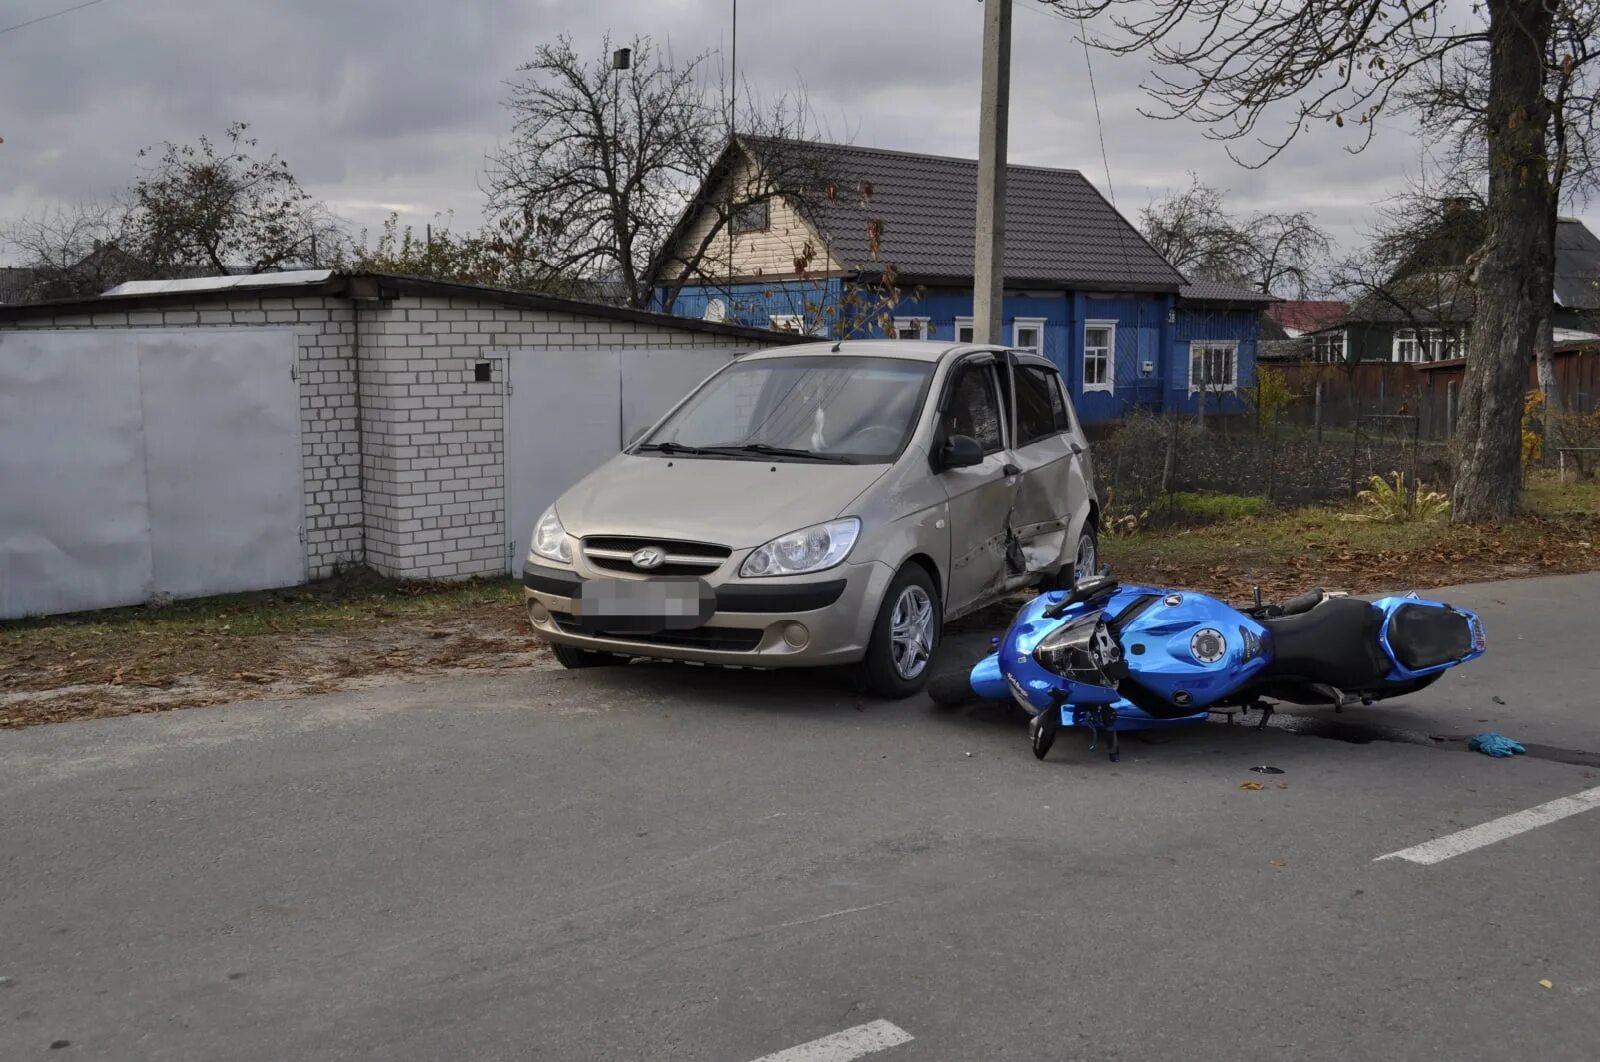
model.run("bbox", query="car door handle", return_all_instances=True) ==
[1002,462,1022,477]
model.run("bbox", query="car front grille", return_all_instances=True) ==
[581,536,731,577]
[550,613,762,652]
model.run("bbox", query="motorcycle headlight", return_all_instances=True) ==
[1033,611,1124,687]
[529,507,573,564]
[739,518,860,578]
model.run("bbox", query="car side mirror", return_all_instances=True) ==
[938,434,984,470]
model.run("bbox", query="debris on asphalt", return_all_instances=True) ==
[1239,781,1265,791]
[1276,783,1289,789]
[1250,765,1285,774]
[1269,859,1286,869]
[1539,979,1554,989]
[1492,695,1508,705]
[50,1041,70,1050]
[1467,733,1526,758]
[964,752,972,757]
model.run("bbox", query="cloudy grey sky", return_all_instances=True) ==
[2,0,1595,263]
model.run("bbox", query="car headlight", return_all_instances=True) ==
[529,507,573,564]
[739,518,860,578]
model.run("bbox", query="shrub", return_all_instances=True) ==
[1342,471,1449,523]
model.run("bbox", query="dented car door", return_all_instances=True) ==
[936,358,1015,614]
[1002,357,1091,578]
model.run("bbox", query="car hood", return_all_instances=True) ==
[555,454,890,549]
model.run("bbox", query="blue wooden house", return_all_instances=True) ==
[650,138,1275,423]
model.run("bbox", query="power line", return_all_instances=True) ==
[0,0,111,37]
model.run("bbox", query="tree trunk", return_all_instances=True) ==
[1451,0,1556,523]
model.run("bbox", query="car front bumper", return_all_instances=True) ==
[521,557,895,667]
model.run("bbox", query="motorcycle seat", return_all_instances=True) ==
[1387,603,1473,671]
[1261,597,1389,688]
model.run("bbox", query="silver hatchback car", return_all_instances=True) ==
[522,339,1100,697]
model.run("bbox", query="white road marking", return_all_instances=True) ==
[1376,785,1600,865]
[749,1020,914,1062]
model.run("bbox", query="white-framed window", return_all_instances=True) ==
[1312,330,1347,363]
[955,316,975,344]
[1392,327,1461,363]
[1012,317,1046,355]
[1189,342,1239,393]
[892,316,929,340]
[1393,328,1419,363]
[768,314,805,334]
[1083,320,1116,392]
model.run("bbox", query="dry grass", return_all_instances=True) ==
[0,570,549,729]
[1105,472,1600,602]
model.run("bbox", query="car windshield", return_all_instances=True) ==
[638,355,934,463]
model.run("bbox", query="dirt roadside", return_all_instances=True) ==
[4,479,1597,730]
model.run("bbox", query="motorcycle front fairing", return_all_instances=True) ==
[971,585,1272,732]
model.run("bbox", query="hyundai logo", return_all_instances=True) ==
[631,547,665,570]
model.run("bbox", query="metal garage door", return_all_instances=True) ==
[0,329,304,618]
[502,346,737,571]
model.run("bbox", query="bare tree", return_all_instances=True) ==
[1398,2,1600,440]
[1140,173,1331,295]
[485,35,837,310]
[0,200,141,299]
[1047,0,1563,522]
[130,122,344,275]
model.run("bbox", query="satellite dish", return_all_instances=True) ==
[702,297,727,323]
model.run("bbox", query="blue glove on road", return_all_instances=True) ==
[1468,733,1526,758]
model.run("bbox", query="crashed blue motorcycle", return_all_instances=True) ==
[957,575,1486,761]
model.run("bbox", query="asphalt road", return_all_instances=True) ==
[3,574,1599,1061]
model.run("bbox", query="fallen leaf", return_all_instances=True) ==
[1539,979,1553,989]
[1239,781,1265,791]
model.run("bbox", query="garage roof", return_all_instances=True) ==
[0,271,803,343]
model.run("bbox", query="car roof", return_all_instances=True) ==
[739,338,1047,366]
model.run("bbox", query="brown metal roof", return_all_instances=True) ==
[740,137,1185,293]
[1555,218,1600,310]
[1177,280,1279,305]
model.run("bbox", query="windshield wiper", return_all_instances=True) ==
[716,443,853,463]
[634,441,718,455]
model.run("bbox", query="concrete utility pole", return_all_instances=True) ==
[973,0,1012,345]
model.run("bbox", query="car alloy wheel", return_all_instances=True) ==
[889,584,935,680]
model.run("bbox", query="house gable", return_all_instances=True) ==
[657,149,840,285]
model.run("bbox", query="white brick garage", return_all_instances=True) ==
[0,272,793,616]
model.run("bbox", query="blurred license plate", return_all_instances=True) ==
[573,578,715,632]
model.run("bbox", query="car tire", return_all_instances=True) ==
[1040,523,1099,592]
[550,643,624,669]
[852,564,942,699]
